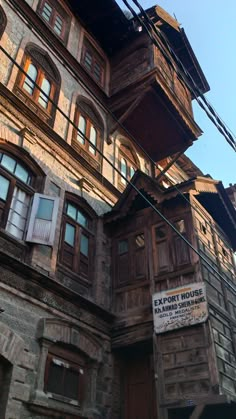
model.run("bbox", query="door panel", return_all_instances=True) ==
[124,354,157,419]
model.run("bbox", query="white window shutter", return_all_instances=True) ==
[26,194,59,246]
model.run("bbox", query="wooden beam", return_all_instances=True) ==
[189,404,205,419]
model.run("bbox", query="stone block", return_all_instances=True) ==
[19,351,35,371]
[5,400,22,419]
[12,366,27,383]
[11,381,31,402]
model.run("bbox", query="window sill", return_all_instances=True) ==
[29,389,84,417]
[72,139,101,171]
[13,86,53,126]
[47,392,79,406]
[0,228,27,247]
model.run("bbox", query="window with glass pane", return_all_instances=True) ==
[130,166,135,178]
[119,144,138,188]
[65,223,75,247]
[0,175,10,201]
[38,78,51,108]
[94,62,102,82]
[82,40,105,87]
[118,239,128,254]
[66,203,88,228]
[77,115,86,145]
[36,198,54,220]
[23,63,37,95]
[81,233,89,257]
[60,199,93,278]
[54,15,63,35]
[89,126,97,155]
[135,234,145,248]
[6,187,30,240]
[0,153,31,184]
[121,158,127,185]
[42,1,52,21]
[84,50,92,71]
[1,154,16,173]
[0,151,35,241]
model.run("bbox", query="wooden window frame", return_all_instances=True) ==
[114,231,147,286]
[59,197,95,281]
[72,103,103,171]
[37,0,70,43]
[0,152,35,234]
[14,44,60,126]
[18,56,56,115]
[44,345,85,403]
[118,145,138,189]
[152,217,190,276]
[81,39,105,87]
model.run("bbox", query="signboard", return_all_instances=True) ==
[152,283,208,334]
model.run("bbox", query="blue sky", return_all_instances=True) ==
[116,0,236,187]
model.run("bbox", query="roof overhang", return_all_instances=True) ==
[67,0,132,55]
[146,5,210,95]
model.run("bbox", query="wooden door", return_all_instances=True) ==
[124,353,157,419]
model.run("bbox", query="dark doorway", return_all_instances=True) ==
[123,349,157,419]
[0,355,12,419]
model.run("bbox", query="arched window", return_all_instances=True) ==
[0,145,44,240]
[0,143,59,246]
[14,43,61,125]
[0,151,33,240]
[72,98,103,170]
[118,142,139,188]
[59,194,96,279]
[0,5,7,39]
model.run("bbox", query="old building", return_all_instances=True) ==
[0,1,235,418]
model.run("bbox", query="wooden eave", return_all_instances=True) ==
[67,0,132,55]
[146,6,210,95]
[109,68,202,161]
[166,177,236,250]
[104,170,164,224]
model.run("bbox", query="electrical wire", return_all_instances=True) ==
[121,0,236,151]
[0,44,236,297]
